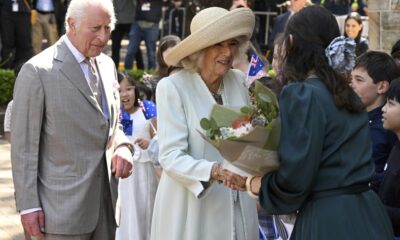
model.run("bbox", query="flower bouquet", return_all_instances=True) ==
[199,81,280,177]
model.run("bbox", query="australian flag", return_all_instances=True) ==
[246,52,268,87]
[139,99,157,120]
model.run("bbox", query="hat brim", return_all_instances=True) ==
[164,8,255,66]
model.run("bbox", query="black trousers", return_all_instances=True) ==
[111,23,144,70]
[0,9,33,70]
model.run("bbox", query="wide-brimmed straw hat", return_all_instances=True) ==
[164,7,255,66]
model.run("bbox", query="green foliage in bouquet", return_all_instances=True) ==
[248,80,279,127]
[200,80,280,150]
[200,106,244,140]
[251,81,280,150]
[199,81,281,176]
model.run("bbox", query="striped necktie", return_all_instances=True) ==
[84,58,102,106]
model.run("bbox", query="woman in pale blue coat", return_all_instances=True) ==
[151,7,259,240]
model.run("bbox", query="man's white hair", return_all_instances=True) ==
[65,0,116,32]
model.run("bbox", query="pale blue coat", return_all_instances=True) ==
[151,69,259,240]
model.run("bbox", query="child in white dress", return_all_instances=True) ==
[116,72,158,240]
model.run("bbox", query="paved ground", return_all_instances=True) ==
[0,139,24,240]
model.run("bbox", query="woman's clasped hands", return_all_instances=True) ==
[211,163,263,198]
[211,163,247,191]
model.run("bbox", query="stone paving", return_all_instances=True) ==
[0,139,24,240]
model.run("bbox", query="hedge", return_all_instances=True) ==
[0,68,155,106]
[125,68,155,82]
[0,69,16,105]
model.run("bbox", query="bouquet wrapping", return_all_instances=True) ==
[199,81,280,177]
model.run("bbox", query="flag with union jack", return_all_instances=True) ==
[246,53,268,87]
[139,99,157,120]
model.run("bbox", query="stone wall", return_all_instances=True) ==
[368,0,400,52]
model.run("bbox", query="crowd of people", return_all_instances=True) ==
[0,0,373,71]
[2,0,400,240]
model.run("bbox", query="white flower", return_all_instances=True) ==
[233,123,254,138]
[220,127,235,139]
[219,123,254,139]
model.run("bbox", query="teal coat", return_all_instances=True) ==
[259,78,394,239]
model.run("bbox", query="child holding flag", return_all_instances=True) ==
[116,72,158,240]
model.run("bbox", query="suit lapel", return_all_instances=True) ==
[55,40,103,114]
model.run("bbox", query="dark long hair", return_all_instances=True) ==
[153,35,181,80]
[117,71,140,107]
[279,5,363,112]
[344,12,363,43]
[344,12,368,56]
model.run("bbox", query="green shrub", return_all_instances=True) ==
[0,69,16,105]
[125,68,155,82]
[0,68,157,106]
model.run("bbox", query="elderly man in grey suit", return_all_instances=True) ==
[10,0,133,239]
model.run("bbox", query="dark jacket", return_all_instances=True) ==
[268,11,291,49]
[355,36,369,56]
[379,142,400,236]
[1,0,32,13]
[136,0,162,23]
[259,78,394,239]
[369,105,398,192]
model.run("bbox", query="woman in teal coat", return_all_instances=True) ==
[245,6,394,239]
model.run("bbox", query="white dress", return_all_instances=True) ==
[116,110,158,240]
[4,100,13,133]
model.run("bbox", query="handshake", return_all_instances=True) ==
[211,163,261,198]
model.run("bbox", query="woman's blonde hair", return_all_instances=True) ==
[180,36,250,72]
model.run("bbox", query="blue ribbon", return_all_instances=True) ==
[121,107,133,136]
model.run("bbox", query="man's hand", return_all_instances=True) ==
[21,210,45,237]
[112,145,133,178]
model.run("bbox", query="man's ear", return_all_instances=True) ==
[67,17,76,33]
[377,80,389,94]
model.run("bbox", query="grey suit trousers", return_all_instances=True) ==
[43,161,116,240]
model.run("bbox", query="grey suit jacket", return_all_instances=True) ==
[11,37,130,234]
